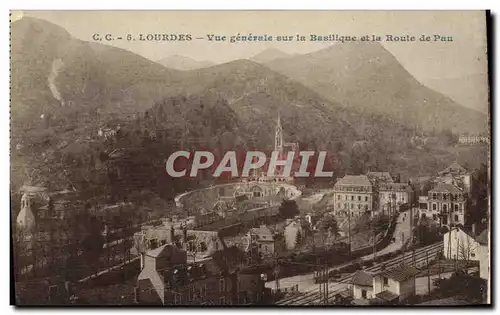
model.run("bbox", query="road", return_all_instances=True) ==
[266,209,413,292]
[361,209,412,261]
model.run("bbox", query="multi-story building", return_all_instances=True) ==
[458,135,489,145]
[333,175,376,218]
[422,183,466,226]
[378,183,414,217]
[437,162,472,194]
[243,225,276,258]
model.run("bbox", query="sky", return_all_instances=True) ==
[14,10,489,112]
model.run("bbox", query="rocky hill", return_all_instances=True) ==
[265,42,488,134]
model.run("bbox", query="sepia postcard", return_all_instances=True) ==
[10,10,491,306]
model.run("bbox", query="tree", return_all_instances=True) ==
[278,200,299,218]
[295,230,303,247]
[320,215,339,239]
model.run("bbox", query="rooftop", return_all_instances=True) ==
[366,172,394,182]
[351,270,373,287]
[429,182,463,194]
[375,290,399,302]
[376,265,420,282]
[379,183,413,192]
[250,225,273,240]
[335,175,372,187]
[475,228,489,246]
[439,162,469,175]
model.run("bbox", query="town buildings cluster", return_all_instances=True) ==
[332,171,413,219]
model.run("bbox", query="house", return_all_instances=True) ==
[378,183,413,217]
[475,228,489,280]
[244,225,275,257]
[333,175,376,218]
[136,245,228,305]
[437,162,472,194]
[132,222,225,267]
[443,226,486,263]
[423,182,466,226]
[372,265,420,303]
[351,270,374,300]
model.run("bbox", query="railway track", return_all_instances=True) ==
[277,241,443,305]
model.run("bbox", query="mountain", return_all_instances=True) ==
[10,17,180,130]
[156,55,215,71]
[264,42,488,134]
[250,48,292,63]
[422,74,489,114]
[11,17,485,198]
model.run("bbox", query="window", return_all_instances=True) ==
[383,277,388,286]
[433,193,437,200]
[455,204,459,212]
[432,204,437,211]
[454,215,459,222]
[351,204,354,209]
[357,204,360,210]
[361,290,367,299]
[471,253,476,258]
[351,196,354,201]
[433,214,437,220]
[365,196,368,202]
[220,278,226,292]
[358,196,361,201]
[338,195,341,200]
[443,194,448,200]
[443,204,447,211]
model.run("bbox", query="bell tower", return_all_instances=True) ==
[16,193,36,232]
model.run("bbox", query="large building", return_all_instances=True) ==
[378,183,413,217]
[421,182,466,226]
[333,175,376,218]
[132,220,225,267]
[458,135,489,146]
